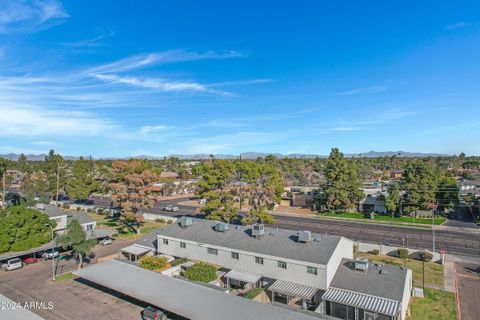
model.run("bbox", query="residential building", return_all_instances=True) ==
[322,259,412,320]
[148,218,411,319]
[282,186,320,208]
[359,189,387,214]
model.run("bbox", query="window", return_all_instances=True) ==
[180,242,186,249]
[278,261,287,269]
[255,257,264,264]
[231,252,239,260]
[86,224,93,231]
[207,247,218,255]
[163,238,168,245]
[307,266,317,275]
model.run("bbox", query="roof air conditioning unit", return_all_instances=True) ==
[179,217,193,228]
[298,230,312,242]
[214,222,229,232]
[252,224,265,237]
[355,258,369,272]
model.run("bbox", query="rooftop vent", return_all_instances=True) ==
[379,268,389,275]
[214,222,229,232]
[354,258,369,272]
[298,230,312,243]
[251,223,265,237]
[179,217,193,228]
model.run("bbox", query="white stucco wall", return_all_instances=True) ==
[326,237,354,287]
[399,268,412,320]
[157,235,329,289]
[50,215,68,231]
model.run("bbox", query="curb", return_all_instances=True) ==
[453,263,462,320]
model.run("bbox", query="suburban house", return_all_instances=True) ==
[281,186,320,208]
[359,189,387,214]
[146,217,412,319]
[36,204,110,239]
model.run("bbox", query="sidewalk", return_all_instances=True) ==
[444,256,456,293]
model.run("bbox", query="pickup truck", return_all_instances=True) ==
[42,250,60,259]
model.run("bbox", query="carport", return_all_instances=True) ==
[120,244,151,262]
[74,260,326,320]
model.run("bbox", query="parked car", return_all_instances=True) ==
[24,257,38,264]
[42,250,59,259]
[99,238,112,246]
[199,198,207,204]
[162,205,178,212]
[142,306,167,320]
[2,258,23,271]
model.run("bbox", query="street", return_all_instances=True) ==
[109,196,480,258]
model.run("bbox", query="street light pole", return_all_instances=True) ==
[45,224,55,281]
[432,203,436,252]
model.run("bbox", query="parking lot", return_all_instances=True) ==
[0,238,144,320]
[456,261,480,320]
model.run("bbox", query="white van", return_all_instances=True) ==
[2,258,23,271]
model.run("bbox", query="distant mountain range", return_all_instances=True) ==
[0,151,451,161]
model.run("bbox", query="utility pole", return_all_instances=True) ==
[432,202,436,252]
[56,161,60,204]
[2,169,5,209]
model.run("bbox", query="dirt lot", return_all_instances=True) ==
[0,238,141,320]
[456,261,480,320]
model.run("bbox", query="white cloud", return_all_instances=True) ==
[91,73,229,95]
[0,103,116,137]
[62,28,115,47]
[87,49,246,74]
[0,0,68,33]
[139,125,175,135]
[446,21,471,30]
[338,85,389,96]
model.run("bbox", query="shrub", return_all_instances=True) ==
[353,243,359,254]
[371,249,380,255]
[412,251,433,262]
[184,262,217,282]
[398,249,409,259]
[244,287,263,299]
[155,218,166,223]
[139,256,168,270]
[167,220,173,224]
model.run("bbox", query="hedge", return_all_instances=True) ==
[139,256,168,270]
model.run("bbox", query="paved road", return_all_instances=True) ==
[0,239,138,320]
[93,197,480,257]
[456,261,480,320]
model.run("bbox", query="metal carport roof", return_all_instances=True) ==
[120,244,152,255]
[74,260,326,320]
[0,294,45,320]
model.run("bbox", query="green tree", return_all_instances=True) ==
[402,160,438,214]
[203,191,238,223]
[323,148,364,211]
[383,182,402,215]
[184,262,217,282]
[436,174,458,211]
[57,219,96,270]
[44,149,65,200]
[250,207,276,224]
[66,157,99,200]
[0,206,55,253]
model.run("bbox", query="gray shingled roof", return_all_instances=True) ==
[329,259,408,302]
[157,218,343,265]
[74,260,326,320]
[0,294,45,320]
[134,228,160,251]
[43,204,66,218]
[71,212,95,225]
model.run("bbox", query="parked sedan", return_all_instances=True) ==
[42,250,60,259]
[24,257,39,264]
[2,258,23,271]
[162,205,178,212]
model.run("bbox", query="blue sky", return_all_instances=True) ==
[0,0,479,157]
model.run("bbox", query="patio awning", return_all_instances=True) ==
[321,287,399,317]
[225,269,262,284]
[269,279,318,300]
[120,244,151,256]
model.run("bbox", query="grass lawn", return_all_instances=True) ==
[318,212,445,226]
[409,288,457,320]
[355,252,444,287]
[55,272,77,282]
[243,287,264,299]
